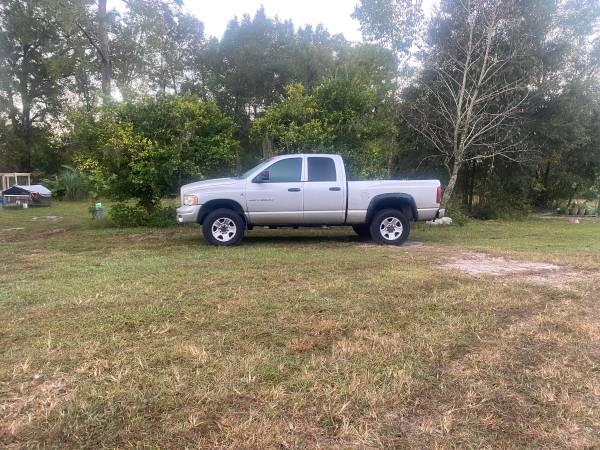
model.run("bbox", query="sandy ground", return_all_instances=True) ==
[444,252,582,287]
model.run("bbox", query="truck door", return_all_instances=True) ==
[303,156,346,224]
[245,157,304,224]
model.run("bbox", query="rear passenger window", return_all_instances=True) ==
[308,157,336,182]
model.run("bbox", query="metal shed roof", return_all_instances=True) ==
[2,184,51,195]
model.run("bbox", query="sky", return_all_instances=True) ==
[184,0,438,42]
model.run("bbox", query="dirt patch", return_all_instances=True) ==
[39,228,66,237]
[444,252,580,286]
[31,216,64,222]
[127,231,176,241]
[0,227,25,232]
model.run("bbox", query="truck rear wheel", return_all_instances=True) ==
[202,208,245,246]
[352,224,371,238]
[369,208,410,245]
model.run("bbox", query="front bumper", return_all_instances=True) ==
[176,205,202,223]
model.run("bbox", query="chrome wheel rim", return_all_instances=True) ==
[379,217,403,241]
[211,217,237,242]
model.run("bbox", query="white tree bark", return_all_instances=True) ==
[406,0,531,206]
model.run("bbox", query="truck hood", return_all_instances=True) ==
[181,178,238,194]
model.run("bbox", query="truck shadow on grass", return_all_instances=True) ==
[235,232,368,246]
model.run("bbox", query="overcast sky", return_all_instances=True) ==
[183,0,438,42]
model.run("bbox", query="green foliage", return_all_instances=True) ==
[41,166,89,201]
[527,85,600,207]
[444,201,469,226]
[207,8,345,125]
[71,95,239,211]
[251,84,331,152]
[352,0,423,61]
[109,203,176,227]
[251,78,397,178]
[0,0,72,172]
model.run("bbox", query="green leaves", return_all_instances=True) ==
[352,0,424,62]
[71,95,239,211]
[251,79,398,178]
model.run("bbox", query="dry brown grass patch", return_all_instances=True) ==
[0,370,75,443]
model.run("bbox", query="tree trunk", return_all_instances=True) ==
[441,158,461,207]
[261,132,273,159]
[16,62,33,171]
[566,183,578,208]
[468,163,476,212]
[97,0,111,97]
[461,163,470,208]
[386,135,397,178]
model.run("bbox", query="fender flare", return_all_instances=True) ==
[366,193,418,223]
[197,199,247,225]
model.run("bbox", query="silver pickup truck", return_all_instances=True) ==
[177,154,444,246]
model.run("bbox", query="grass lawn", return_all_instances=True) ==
[1,202,599,448]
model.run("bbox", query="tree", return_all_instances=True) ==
[208,8,299,122]
[529,84,600,207]
[352,0,424,69]
[251,83,330,156]
[251,79,397,178]
[0,0,71,171]
[405,0,531,205]
[71,95,239,210]
[111,0,207,96]
[67,0,114,97]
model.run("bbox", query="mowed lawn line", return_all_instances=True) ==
[1,202,599,447]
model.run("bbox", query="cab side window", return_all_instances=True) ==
[265,158,302,182]
[307,157,337,182]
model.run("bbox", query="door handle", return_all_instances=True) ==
[329,187,341,191]
[288,188,301,192]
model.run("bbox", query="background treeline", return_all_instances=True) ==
[1,0,599,217]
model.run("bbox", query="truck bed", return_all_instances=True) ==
[346,179,441,223]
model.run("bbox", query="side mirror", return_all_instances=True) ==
[253,170,270,183]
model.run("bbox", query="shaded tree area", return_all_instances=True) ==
[404,0,600,210]
[1,0,599,215]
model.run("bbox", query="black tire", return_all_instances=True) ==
[369,208,410,245]
[202,208,245,246]
[352,224,371,238]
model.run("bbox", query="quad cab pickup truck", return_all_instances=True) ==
[177,154,445,246]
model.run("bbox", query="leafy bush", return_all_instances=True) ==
[443,199,469,226]
[471,203,498,220]
[470,201,530,220]
[42,166,89,200]
[446,206,469,226]
[146,206,177,227]
[72,95,239,212]
[109,203,176,227]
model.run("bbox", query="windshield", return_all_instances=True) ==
[237,158,274,179]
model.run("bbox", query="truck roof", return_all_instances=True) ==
[273,153,341,158]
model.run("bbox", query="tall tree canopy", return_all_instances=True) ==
[0,0,71,171]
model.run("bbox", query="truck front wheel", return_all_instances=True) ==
[202,208,245,246]
[369,208,410,245]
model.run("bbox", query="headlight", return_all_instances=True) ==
[183,195,199,206]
